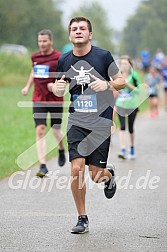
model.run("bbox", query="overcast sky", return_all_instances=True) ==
[60,0,144,31]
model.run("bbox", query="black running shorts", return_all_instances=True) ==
[33,102,63,129]
[67,125,111,168]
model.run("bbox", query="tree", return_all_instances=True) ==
[0,0,66,51]
[120,0,167,57]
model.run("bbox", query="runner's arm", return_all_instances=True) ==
[21,70,34,96]
[109,72,126,91]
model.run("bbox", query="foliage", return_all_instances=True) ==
[0,0,67,51]
[0,53,31,86]
[120,0,167,57]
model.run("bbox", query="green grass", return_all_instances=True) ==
[0,86,33,177]
[0,53,31,86]
[0,85,68,179]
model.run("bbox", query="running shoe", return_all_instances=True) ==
[71,215,89,234]
[118,149,126,159]
[129,146,135,159]
[58,149,66,167]
[104,164,117,199]
[36,164,48,178]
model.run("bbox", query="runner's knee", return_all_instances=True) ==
[71,165,84,178]
[129,129,134,134]
[120,125,125,131]
[36,125,46,138]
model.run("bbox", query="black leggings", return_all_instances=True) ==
[117,108,138,133]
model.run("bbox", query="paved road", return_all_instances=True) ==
[0,110,167,252]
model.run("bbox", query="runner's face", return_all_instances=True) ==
[69,21,92,45]
[38,35,53,54]
[120,59,131,74]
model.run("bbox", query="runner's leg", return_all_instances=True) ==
[71,157,86,216]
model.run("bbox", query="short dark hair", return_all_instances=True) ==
[38,29,53,41]
[68,16,92,33]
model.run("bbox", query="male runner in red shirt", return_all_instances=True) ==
[22,29,66,177]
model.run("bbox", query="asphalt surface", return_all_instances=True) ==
[0,110,167,252]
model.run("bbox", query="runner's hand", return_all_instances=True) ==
[52,75,67,97]
[21,86,29,96]
[89,75,108,92]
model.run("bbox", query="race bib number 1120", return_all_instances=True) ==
[73,94,97,112]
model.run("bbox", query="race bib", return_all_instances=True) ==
[73,94,97,112]
[119,90,131,101]
[33,65,49,78]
